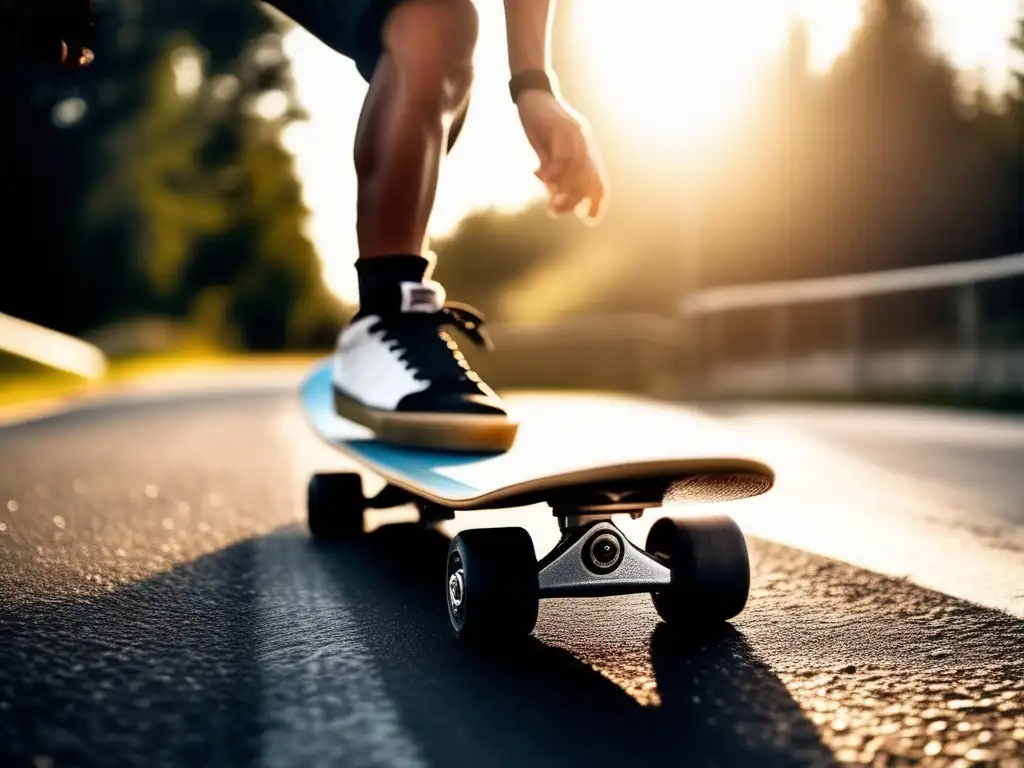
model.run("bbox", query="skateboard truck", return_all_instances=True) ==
[307,471,753,643]
[316,480,455,525]
[537,511,671,599]
[365,484,415,510]
[531,488,672,599]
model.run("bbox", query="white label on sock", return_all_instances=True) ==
[399,280,445,313]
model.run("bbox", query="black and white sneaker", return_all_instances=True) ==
[332,278,518,452]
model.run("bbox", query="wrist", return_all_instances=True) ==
[509,68,558,104]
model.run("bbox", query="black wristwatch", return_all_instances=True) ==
[509,69,556,104]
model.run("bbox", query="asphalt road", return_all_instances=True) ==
[1,382,1022,767]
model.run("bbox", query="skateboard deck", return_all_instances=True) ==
[299,359,774,511]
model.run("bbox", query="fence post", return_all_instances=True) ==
[678,310,701,396]
[706,312,723,395]
[844,298,864,392]
[770,305,789,388]
[956,282,980,391]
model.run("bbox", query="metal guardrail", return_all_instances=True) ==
[476,314,682,397]
[678,251,1024,316]
[676,251,1024,395]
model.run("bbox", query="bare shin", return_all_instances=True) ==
[353,0,478,259]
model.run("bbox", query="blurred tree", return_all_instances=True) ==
[87,28,344,349]
[0,6,113,334]
[810,0,988,274]
[959,14,1024,346]
[430,203,583,322]
[701,18,819,291]
[1,0,344,350]
[999,16,1024,254]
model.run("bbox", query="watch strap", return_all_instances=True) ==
[509,69,556,104]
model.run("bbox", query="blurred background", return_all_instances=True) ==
[2,0,1023,408]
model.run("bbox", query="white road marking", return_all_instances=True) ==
[257,411,425,768]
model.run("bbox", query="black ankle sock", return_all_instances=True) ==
[355,254,432,315]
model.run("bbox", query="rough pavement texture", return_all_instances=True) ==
[0,392,1021,767]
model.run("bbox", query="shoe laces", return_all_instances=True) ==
[375,301,493,384]
[437,301,493,351]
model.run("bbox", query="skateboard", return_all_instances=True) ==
[299,359,775,642]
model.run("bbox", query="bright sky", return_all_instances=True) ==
[272,0,1021,304]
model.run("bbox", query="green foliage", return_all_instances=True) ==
[2,0,344,351]
[430,203,584,321]
[4,0,1022,358]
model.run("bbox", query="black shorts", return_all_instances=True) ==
[263,0,402,81]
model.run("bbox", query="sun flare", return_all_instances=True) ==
[569,1,864,150]
[572,3,777,147]
[568,0,1017,153]
[278,0,1021,302]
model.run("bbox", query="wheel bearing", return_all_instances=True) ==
[448,568,466,611]
[582,529,624,574]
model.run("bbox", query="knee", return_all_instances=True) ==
[384,0,479,108]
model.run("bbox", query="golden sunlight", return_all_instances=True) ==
[570,1,1018,154]
[276,0,1020,303]
[570,0,865,150]
[571,2,789,147]
[928,0,1021,90]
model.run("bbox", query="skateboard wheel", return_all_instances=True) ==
[644,515,750,626]
[307,472,366,541]
[446,528,539,642]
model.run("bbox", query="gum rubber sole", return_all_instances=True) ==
[333,387,519,453]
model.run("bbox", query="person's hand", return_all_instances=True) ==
[0,0,97,69]
[516,90,608,225]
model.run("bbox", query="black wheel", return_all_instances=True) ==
[307,472,366,541]
[645,514,750,626]
[446,527,539,642]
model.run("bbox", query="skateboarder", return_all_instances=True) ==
[17,0,608,452]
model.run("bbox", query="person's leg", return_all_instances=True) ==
[333,0,514,452]
[352,0,477,259]
[260,0,472,255]
[261,0,513,451]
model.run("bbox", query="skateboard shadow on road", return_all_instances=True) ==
[310,521,833,767]
[0,522,830,768]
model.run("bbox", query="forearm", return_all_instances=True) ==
[503,0,554,74]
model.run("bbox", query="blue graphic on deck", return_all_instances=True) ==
[299,358,775,506]
[300,360,496,498]
[343,441,493,494]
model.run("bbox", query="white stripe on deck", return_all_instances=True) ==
[713,410,1024,620]
[256,412,424,768]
